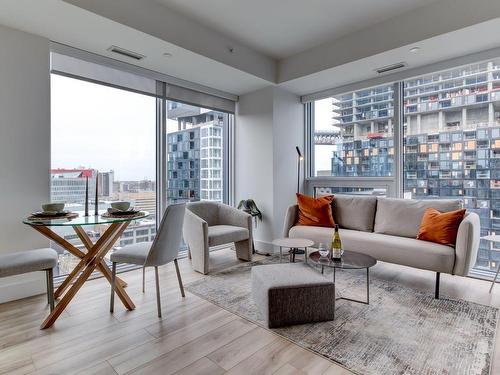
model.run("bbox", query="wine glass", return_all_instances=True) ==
[318,243,329,258]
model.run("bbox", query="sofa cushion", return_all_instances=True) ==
[417,208,466,247]
[332,194,377,232]
[289,226,455,273]
[296,193,335,227]
[374,198,462,238]
[208,225,249,246]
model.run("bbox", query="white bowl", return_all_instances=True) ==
[42,203,65,213]
[111,201,131,211]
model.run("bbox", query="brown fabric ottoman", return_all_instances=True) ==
[251,263,335,328]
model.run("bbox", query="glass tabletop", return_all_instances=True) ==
[23,211,150,227]
[309,250,377,269]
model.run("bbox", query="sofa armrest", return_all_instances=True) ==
[183,209,208,251]
[218,204,252,230]
[283,205,299,238]
[453,212,480,276]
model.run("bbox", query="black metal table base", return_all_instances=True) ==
[322,265,370,305]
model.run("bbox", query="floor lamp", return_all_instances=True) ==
[296,146,303,194]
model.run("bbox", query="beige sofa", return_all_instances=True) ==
[283,195,480,298]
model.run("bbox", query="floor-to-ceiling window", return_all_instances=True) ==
[403,59,500,277]
[306,56,500,279]
[50,48,234,278]
[166,101,229,205]
[51,73,157,276]
[309,83,398,198]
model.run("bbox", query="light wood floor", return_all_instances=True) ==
[1,248,499,375]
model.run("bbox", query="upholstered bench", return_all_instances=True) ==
[251,263,335,328]
[0,248,58,310]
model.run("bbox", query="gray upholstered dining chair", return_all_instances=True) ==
[110,203,186,318]
[0,248,58,311]
[183,201,253,275]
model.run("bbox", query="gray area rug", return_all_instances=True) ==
[186,256,498,375]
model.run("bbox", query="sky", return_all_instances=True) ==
[51,74,180,181]
[52,74,337,180]
[314,98,338,174]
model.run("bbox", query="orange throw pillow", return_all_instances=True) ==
[296,193,335,227]
[417,208,466,247]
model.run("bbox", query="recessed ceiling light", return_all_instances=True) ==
[409,47,420,53]
[163,52,173,57]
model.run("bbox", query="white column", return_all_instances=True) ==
[438,111,444,131]
[462,107,467,129]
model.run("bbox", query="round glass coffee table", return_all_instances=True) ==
[272,238,314,263]
[309,250,377,305]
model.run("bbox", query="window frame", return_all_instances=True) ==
[304,53,500,280]
[305,82,403,198]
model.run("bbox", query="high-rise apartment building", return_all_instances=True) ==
[167,110,225,204]
[50,168,97,203]
[324,59,500,272]
[98,170,114,197]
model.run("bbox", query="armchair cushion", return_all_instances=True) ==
[208,225,249,247]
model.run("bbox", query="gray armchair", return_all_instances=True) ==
[183,201,253,274]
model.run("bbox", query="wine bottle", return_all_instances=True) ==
[331,224,342,260]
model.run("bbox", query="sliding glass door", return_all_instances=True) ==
[50,50,235,278]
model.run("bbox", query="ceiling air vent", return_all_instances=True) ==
[375,62,406,74]
[107,45,145,61]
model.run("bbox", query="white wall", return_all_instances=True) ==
[272,88,304,239]
[235,86,303,251]
[235,87,274,249]
[0,25,50,303]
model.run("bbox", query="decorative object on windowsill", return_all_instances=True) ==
[84,176,89,217]
[237,199,262,227]
[237,199,269,256]
[296,146,304,194]
[94,171,99,216]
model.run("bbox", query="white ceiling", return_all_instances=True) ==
[155,0,437,59]
[0,0,272,95]
[0,0,500,97]
[281,18,500,95]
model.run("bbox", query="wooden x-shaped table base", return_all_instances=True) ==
[31,222,136,329]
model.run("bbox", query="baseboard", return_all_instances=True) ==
[0,272,46,304]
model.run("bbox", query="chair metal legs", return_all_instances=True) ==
[174,259,185,298]
[45,269,55,312]
[154,266,161,318]
[109,262,184,318]
[142,266,145,293]
[110,262,116,313]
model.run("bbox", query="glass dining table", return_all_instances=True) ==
[23,211,149,329]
